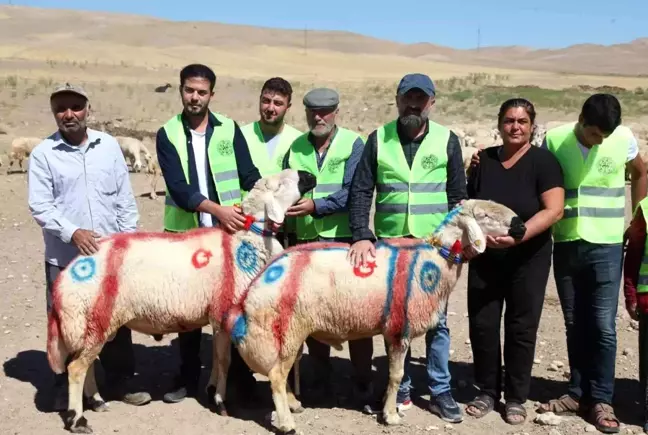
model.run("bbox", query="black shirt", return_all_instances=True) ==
[348,120,468,242]
[467,145,564,255]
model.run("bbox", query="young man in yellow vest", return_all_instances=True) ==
[241,77,303,247]
[347,73,467,423]
[536,94,647,433]
[155,63,263,405]
[281,87,371,406]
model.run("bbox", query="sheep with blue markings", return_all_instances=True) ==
[224,199,527,434]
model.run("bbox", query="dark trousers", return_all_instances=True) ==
[45,262,135,381]
[639,312,648,424]
[467,241,552,403]
[553,240,623,406]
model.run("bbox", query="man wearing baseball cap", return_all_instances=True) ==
[347,73,467,423]
[28,83,150,414]
[281,87,371,405]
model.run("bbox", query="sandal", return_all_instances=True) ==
[589,403,620,434]
[504,402,527,425]
[536,394,580,416]
[465,394,495,418]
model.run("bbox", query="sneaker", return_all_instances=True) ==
[163,376,197,404]
[397,392,413,413]
[429,391,463,423]
[105,376,152,406]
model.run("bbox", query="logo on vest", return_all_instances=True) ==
[421,154,439,170]
[276,155,284,169]
[597,157,616,175]
[217,139,234,156]
[326,157,344,174]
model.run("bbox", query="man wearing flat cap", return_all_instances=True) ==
[282,87,373,405]
[347,73,467,423]
[27,83,150,413]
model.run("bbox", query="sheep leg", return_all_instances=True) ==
[207,331,230,416]
[84,360,109,413]
[382,340,409,426]
[268,354,300,434]
[65,350,99,434]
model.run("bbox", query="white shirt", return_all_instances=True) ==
[190,129,212,228]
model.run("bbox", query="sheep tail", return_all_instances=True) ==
[46,307,68,374]
[224,306,248,346]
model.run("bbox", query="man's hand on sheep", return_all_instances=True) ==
[71,229,102,256]
[213,205,248,234]
[285,198,315,217]
[347,240,376,268]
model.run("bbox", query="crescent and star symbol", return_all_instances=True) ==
[353,261,377,278]
[191,249,213,269]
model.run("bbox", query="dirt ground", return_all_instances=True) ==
[0,168,645,435]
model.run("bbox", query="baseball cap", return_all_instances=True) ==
[397,73,435,97]
[50,82,89,100]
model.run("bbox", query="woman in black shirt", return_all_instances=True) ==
[464,98,565,425]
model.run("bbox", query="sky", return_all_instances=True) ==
[3,0,648,50]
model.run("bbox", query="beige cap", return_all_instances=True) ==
[50,82,89,100]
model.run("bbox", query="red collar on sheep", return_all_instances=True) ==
[426,204,466,264]
[242,214,275,237]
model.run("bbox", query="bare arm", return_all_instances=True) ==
[517,186,564,243]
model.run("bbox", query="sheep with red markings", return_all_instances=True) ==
[224,199,527,434]
[46,168,317,434]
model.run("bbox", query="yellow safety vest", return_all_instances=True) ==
[546,122,630,244]
[636,197,648,293]
[374,119,450,238]
[241,121,302,178]
[162,112,241,232]
[287,127,361,240]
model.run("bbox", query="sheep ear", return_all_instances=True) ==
[460,215,486,253]
[264,192,285,224]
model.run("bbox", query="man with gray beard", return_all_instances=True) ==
[347,73,467,423]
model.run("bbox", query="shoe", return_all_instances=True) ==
[163,376,197,404]
[105,375,152,406]
[396,391,413,413]
[429,391,463,423]
[121,391,152,406]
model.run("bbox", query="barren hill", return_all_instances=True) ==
[0,4,647,77]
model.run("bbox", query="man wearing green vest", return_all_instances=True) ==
[347,73,467,423]
[536,94,647,433]
[281,87,371,405]
[156,63,263,405]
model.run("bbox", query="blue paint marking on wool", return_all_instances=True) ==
[263,264,285,284]
[70,257,97,283]
[419,261,441,294]
[230,314,248,345]
[380,246,399,329]
[236,241,258,274]
[402,249,421,340]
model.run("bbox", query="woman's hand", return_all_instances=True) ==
[486,235,518,249]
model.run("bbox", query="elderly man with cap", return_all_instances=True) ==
[347,73,467,423]
[27,83,150,411]
[281,87,372,406]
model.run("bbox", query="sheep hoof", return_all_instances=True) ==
[290,405,304,414]
[279,429,296,435]
[383,412,401,426]
[66,414,93,434]
[214,402,228,416]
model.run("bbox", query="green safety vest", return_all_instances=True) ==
[636,197,648,293]
[287,127,361,240]
[241,121,303,178]
[162,112,242,232]
[546,122,631,244]
[374,119,450,238]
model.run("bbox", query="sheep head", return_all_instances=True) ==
[241,169,317,224]
[429,199,526,256]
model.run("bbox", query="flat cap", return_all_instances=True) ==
[50,82,89,100]
[397,73,435,97]
[303,87,339,109]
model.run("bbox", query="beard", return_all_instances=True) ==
[399,113,425,129]
[310,122,334,137]
[262,112,284,126]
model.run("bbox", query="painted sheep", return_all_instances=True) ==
[46,168,317,434]
[224,199,526,434]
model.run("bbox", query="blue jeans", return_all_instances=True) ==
[397,308,451,399]
[553,240,623,405]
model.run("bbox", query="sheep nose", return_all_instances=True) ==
[297,170,317,194]
[508,216,526,241]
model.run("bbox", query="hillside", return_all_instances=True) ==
[0,5,647,77]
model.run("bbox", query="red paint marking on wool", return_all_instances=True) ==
[84,236,130,347]
[191,248,212,269]
[385,250,411,343]
[272,251,311,352]
[353,261,376,278]
[211,234,236,325]
[46,273,65,371]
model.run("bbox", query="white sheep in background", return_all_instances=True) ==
[145,154,162,199]
[115,136,153,173]
[461,145,480,174]
[46,168,317,434]
[224,199,526,434]
[8,136,41,172]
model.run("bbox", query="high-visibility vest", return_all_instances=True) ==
[374,119,450,238]
[546,122,630,244]
[162,112,241,232]
[636,197,648,293]
[241,121,302,178]
[287,127,361,240]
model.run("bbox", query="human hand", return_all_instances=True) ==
[214,205,247,234]
[286,199,315,217]
[470,151,480,167]
[71,229,102,256]
[626,301,639,321]
[462,244,480,260]
[347,240,376,268]
[268,220,283,233]
[486,235,518,249]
